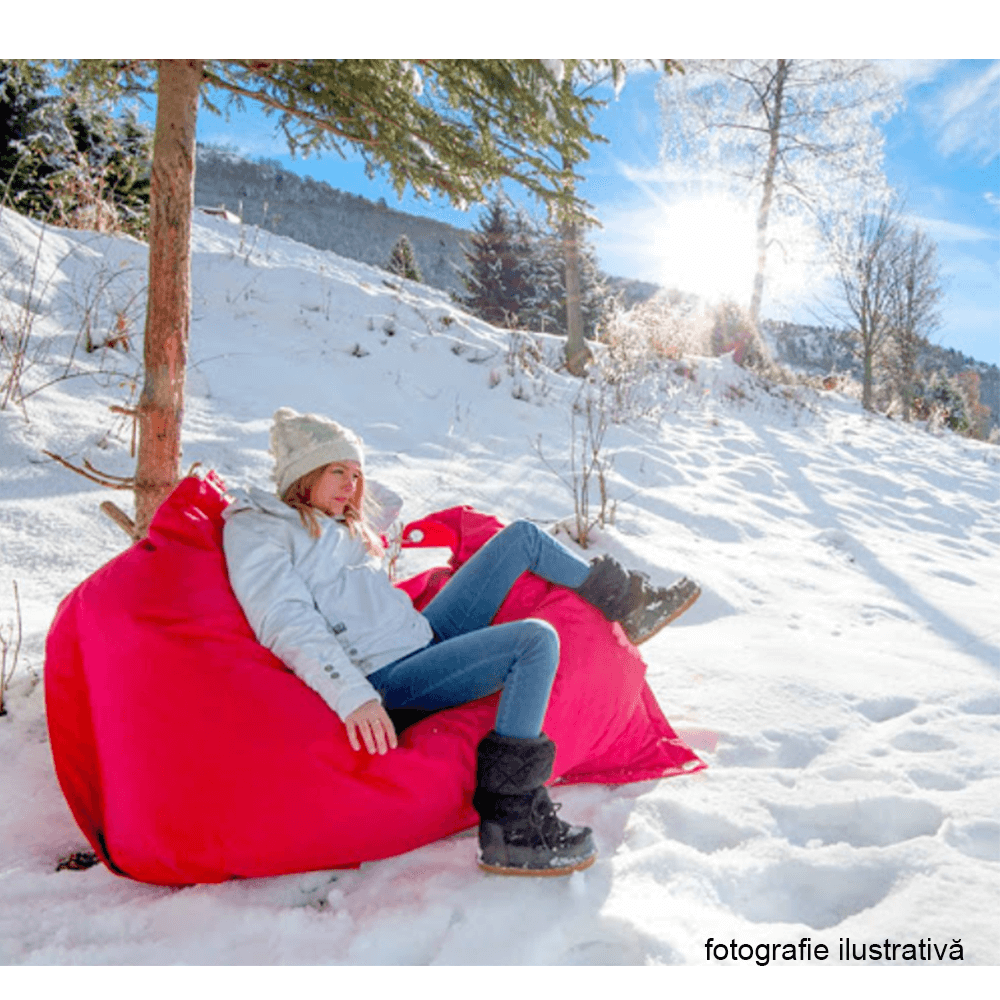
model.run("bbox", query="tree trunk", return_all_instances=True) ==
[899,275,916,422]
[749,59,789,329]
[134,60,202,536]
[901,379,913,422]
[899,319,916,423]
[562,214,591,376]
[862,339,874,411]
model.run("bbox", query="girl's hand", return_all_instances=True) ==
[344,699,398,755]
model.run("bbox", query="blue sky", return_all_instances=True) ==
[116,57,993,366]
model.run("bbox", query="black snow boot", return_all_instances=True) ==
[573,555,701,645]
[472,731,597,877]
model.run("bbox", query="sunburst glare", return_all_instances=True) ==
[599,169,827,320]
[650,195,759,304]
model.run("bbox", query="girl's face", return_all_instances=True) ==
[310,461,362,517]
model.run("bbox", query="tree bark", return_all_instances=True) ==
[749,59,789,330]
[899,275,916,422]
[562,214,591,376]
[134,60,202,536]
[862,341,874,411]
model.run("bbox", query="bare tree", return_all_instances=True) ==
[659,60,901,328]
[828,199,902,411]
[886,226,944,421]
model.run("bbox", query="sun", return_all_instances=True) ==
[598,180,825,319]
[650,194,759,304]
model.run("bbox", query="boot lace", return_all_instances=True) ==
[528,792,572,847]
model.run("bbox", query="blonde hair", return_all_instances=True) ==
[281,464,384,557]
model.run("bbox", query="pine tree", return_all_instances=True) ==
[0,61,151,236]
[457,198,532,328]
[509,208,552,332]
[0,61,48,208]
[457,200,609,341]
[517,215,608,341]
[387,234,422,282]
[914,371,971,433]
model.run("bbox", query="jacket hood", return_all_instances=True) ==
[222,485,300,522]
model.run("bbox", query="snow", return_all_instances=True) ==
[1,208,998,973]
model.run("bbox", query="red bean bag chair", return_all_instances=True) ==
[44,473,704,886]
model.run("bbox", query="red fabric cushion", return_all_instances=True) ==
[45,475,704,886]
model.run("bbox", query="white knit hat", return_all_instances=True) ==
[270,407,365,496]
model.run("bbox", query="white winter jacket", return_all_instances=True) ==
[222,483,434,721]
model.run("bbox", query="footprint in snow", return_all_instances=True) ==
[930,569,978,586]
[558,933,674,966]
[907,768,966,792]
[855,696,918,723]
[859,603,913,624]
[715,856,902,930]
[890,730,956,753]
[766,796,944,848]
[959,693,1000,716]
[943,819,1000,863]
[817,762,897,783]
[714,729,827,769]
[632,799,758,854]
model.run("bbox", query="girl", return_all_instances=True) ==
[223,407,699,876]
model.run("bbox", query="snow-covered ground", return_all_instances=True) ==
[1,208,998,969]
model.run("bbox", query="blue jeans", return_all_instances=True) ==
[367,520,592,739]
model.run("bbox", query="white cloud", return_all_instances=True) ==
[203,130,288,160]
[905,213,996,243]
[618,161,725,188]
[877,59,951,85]
[928,61,1000,163]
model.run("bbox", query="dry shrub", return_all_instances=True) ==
[600,290,708,365]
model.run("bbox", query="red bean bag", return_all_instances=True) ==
[44,474,704,886]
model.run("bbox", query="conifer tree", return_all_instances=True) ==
[0,61,47,203]
[457,198,533,328]
[387,234,422,282]
[458,200,609,340]
[914,371,971,433]
[526,220,608,340]
[0,61,151,236]
[508,208,552,332]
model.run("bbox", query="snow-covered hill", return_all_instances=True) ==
[1,209,998,967]
[194,145,474,298]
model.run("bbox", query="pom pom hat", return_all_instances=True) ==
[270,407,365,496]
